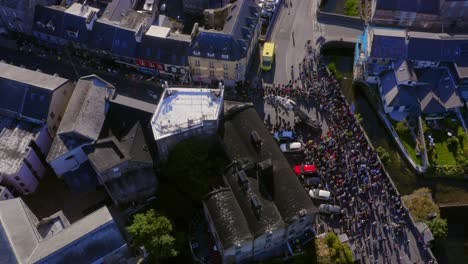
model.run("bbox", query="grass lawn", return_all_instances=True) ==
[429,129,458,165]
[395,127,422,166]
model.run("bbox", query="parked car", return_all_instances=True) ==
[303,177,322,187]
[309,189,331,200]
[274,131,296,142]
[280,142,303,153]
[294,164,317,175]
[261,9,273,18]
[318,204,342,215]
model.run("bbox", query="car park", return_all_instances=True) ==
[309,189,331,200]
[294,164,317,175]
[274,131,296,142]
[280,142,303,153]
[318,204,342,215]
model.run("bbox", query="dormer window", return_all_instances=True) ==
[36,21,45,29]
[193,42,201,56]
[46,20,55,31]
[222,54,229,59]
[193,50,200,56]
[66,29,79,39]
[207,52,215,58]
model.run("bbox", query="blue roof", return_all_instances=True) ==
[33,5,65,38]
[138,35,190,66]
[192,32,244,61]
[36,222,126,264]
[370,35,406,59]
[191,0,260,61]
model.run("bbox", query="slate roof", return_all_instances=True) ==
[204,188,253,249]
[394,59,417,84]
[0,198,40,263]
[380,71,416,107]
[119,122,153,164]
[370,29,407,59]
[58,75,114,141]
[138,33,191,65]
[84,136,129,175]
[369,27,468,63]
[375,0,439,15]
[101,0,135,22]
[0,62,69,122]
[224,162,285,237]
[380,67,463,114]
[28,206,126,264]
[222,106,317,224]
[191,0,260,61]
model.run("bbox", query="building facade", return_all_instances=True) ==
[0,198,130,263]
[354,27,466,116]
[370,0,440,30]
[0,0,57,34]
[203,105,317,264]
[151,86,224,160]
[189,0,261,87]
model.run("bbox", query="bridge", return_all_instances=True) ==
[315,10,365,48]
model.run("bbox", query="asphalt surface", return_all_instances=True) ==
[0,40,162,104]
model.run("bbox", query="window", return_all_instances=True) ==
[50,112,55,119]
[223,72,229,79]
[209,70,215,77]
[195,60,200,66]
[209,61,215,68]
[58,115,62,122]
[207,52,215,57]
[52,125,57,131]
[266,237,272,244]
[223,64,228,70]
[19,183,25,187]
[3,193,8,199]
[15,176,20,181]
[195,69,201,75]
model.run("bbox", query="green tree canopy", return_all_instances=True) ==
[127,209,178,260]
[427,217,448,241]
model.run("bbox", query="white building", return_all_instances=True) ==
[150,86,224,160]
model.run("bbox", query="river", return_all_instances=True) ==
[323,51,468,263]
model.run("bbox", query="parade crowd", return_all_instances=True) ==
[260,45,435,263]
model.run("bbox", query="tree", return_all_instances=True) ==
[395,121,409,135]
[127,209,178,260]
[427,217,448,241]
[376,146,391,165]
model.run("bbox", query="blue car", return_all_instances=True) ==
[273,131,296,142]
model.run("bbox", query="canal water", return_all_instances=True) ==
[323,52,468,263]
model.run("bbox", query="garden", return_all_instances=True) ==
[394,119,423,166]
[315,232,354,264]
[424,116,468,178]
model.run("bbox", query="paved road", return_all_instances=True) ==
[261,0,363,85]
[0,42,162,104]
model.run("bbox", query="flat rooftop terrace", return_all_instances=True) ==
[151,87,223,139]
[0,115,41,176]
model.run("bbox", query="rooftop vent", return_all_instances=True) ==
[250,130,263,150]
[237,170,249,192]
[250,195,262,218]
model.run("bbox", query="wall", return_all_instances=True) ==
[251,228,286,262]
[50,146,89,177]
[0,187,13,200]
[26,148,46,179]
[35,125,52,157]
[15,159,39,194]
[47,81,74,137]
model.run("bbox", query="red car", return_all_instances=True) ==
[294,164,317,175]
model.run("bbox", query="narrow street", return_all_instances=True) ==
[0,42,162,104]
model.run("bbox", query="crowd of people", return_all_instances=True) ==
[259,44,435,263]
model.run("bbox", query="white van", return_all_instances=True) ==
[309,189,331,200]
